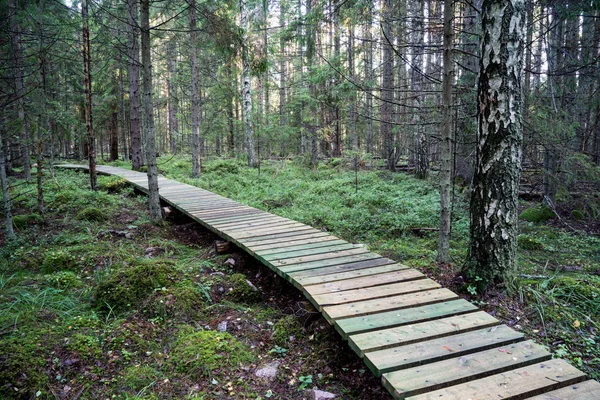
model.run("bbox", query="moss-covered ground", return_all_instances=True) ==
[0,168,390,399]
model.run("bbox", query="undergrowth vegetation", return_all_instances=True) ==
[0,169,388,399]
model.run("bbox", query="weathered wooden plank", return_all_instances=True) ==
[525,380,600,399]
[382,341,551,399]
[263,243,363,262]
[335,299,478,339]
[279,252,382,275]
[202,213,274,225]
[292,260,404,286]
[213,216,289,229]
[230,225,317,241]
[191,206,257,217]
[241,232,334,247]
[311,279,440,309]
[349,311,500,357]
[271,247,369,267]
[306,268,425,295]
[200,209,265,221]
[323,288,458,323]
[365,325,523,375]
[251,238,347,254]
[404,359,586,400]
[225,221,306,235]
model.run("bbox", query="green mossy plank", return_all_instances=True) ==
[348,310,499,357]
[252,238,347,254]
[382,340,551,398]
[262,243,361,261]
[365,325,523,375]
[311,279,439,309]
[323,288,458,323]
[292,261,404,286]
[404,359,586,400]
[306,268,425,296]
[278,252,382,275]
[335,299,477,339]
[525,380,600,399]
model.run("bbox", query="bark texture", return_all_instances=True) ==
[380,0,395,170]
[141,0,162,223]
[128,0,143,170]
[188,0,201,176]
[465,0,525,290]
[240,0,256,167]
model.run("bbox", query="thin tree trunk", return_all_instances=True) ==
[298,0,306,154]
[438,0,454,264]
[240,0,256,166]
[119,56,129,161]
[128,0,142,170]
[279,1,287,155]
[465,0,525,290]
[226,64,235,157]
[364,5,374,154]
[348,26,357,151]
[82,0,97,190]
[189,0,201,176]
[0,132,15,239]
[141,0,162,223]
[9,0,31,180]
[380,0,395,170]
[167,37,179,154]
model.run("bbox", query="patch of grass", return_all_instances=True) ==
[520,205,554,223]
[170,327,255,377]
[517,235,545,251]
[76,206,107,222]
[0,332,50,398]
[12,213,42,229]
[42,249,76,273]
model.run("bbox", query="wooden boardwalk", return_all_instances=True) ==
[61,164,600,400]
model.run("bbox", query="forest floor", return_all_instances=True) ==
[1,157,599,399]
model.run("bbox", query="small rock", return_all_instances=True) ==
[225,258,236,266]
[310,389,336,400]
[254,361,280,382]
[217,321,228,332]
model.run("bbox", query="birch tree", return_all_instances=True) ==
[240,0,256,167]
[128,0,143,170]
[464,0,525,290]
[188,0,201,177]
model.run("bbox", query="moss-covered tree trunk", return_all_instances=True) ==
[464,0,525,290]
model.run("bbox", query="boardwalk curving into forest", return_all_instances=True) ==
[59,164,600,400]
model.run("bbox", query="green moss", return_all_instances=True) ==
[12,213,42,229]
[149,285,205,320]
[122,365,164,392]
[44,271,83,289]
[52,192,73,206]
[76,207,107,222]
[66,333,102,360]
[520,205,554,223]
[0,334,49,398]
[227,273,262,304]
[93,259,176,314]
[170,327,255,377]
[98,177,128,193]
[517,235,545,251]
[42,250,76,273]
[203,160,240,174]
[571,209,585,220]
[272,315,303,347]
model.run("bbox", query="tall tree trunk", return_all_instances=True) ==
[0,131,15,239]
[411,0,427,178]
[306,0,318,166]
[226,64,235,157]
[188,0,201,176]
[279,0,287,156]
[141,0,162,223]
[109,106,119,161]
[380,0,395,170]
[167,37,179,154]
[464,0,525,291]
[348,26,357,151]
[240,0,256,166]
[298,0,306,154]
[364,5,374,155]
[119,56,129,161]
[82,0,97,190]
[128,0,142,170]
[437,0,454,264]
[9,0,31,180]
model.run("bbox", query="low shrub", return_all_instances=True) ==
[76,207,106,222]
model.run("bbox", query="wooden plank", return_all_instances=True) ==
[224,220,306,235]
[404,359,587,400]
[261,243,360,261]
[200,209,265,221]
[335,299,478,339]
[273,247,370,267]
[230,225,317,241]
[349,311,500,356]
[293,261,404,286]
[191,206,257,217]
[251,238,347,254]
[241,231,334,247]
[323,288,458,323]
[525,380,600,399]
[306,268,425,295]
[365,325,523,375]
[202,213,274,225]
[310,279,440,309]
[212,216,289,229]
[278,252,382,275]
[382,341,551,398]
